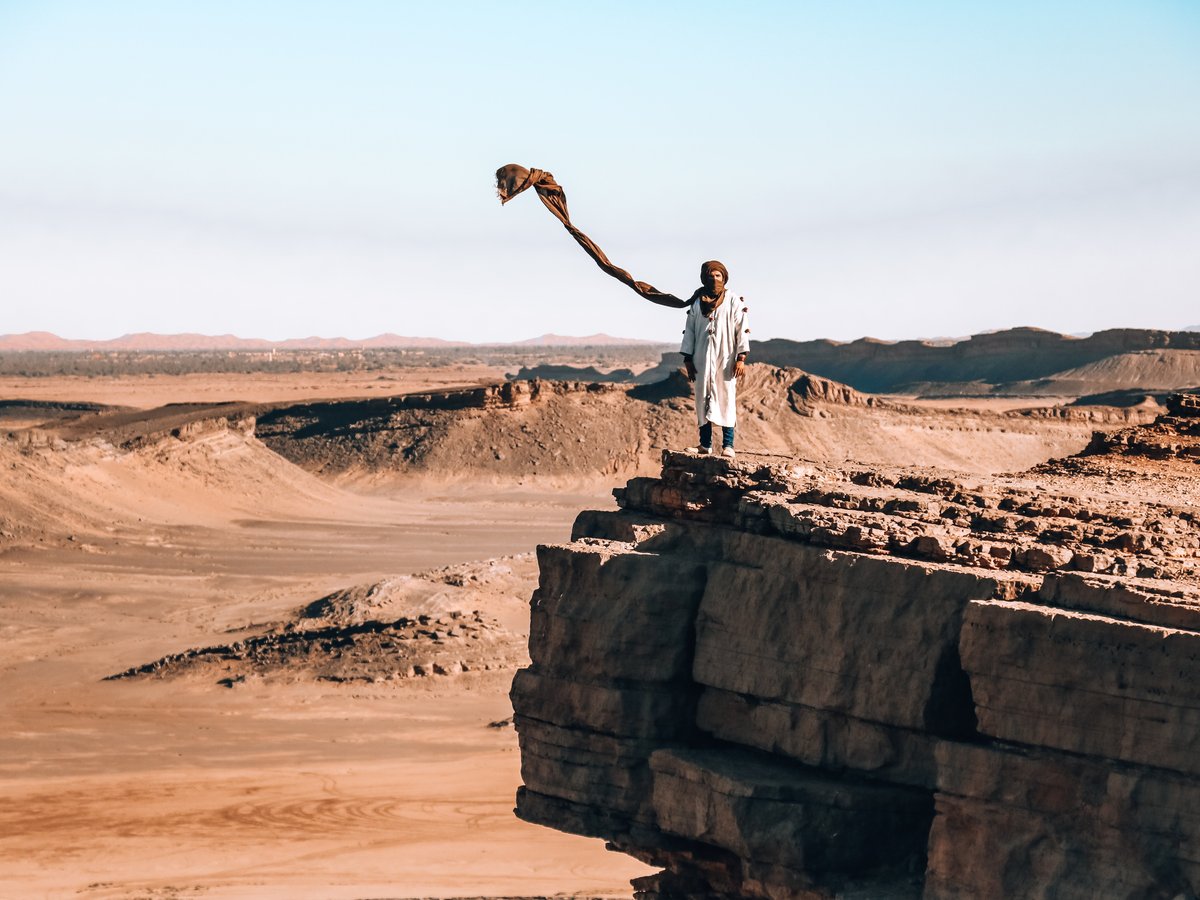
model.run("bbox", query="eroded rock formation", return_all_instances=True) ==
[1079,391,1200,463]
[511,397,1200,898]
[252,367,1142,481]
[108,556,534,686]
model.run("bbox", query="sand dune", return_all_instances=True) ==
[0,414,347,546]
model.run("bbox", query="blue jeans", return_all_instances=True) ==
[700,422,734,449]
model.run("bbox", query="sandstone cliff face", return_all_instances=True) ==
[511,429,1200,898]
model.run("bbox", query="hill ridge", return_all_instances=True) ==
[754,326,1200,394]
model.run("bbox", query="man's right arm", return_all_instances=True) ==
[680,307,696,381]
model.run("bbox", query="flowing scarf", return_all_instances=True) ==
[496,164,700,309]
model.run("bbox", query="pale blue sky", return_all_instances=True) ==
[1,1,1198,342]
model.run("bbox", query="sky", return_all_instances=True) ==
[1,0,1198,344]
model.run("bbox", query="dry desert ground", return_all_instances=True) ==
[1,368,655,900]
[0,364,1163,898]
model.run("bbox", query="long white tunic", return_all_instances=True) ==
[680,294,750,428]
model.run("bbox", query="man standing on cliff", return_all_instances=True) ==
[681,261,749,458]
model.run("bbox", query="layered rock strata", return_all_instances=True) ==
[512,423,1200,897]
[1079,390,1200,462]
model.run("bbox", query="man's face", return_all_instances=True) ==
[703,267,725,293]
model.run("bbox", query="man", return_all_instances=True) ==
[681,260,749,458]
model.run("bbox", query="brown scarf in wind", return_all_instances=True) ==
[497,164,714,310]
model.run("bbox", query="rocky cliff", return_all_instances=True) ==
[511,399,1200,898]
[251,368,1142,482]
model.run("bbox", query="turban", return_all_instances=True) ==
[701,260,729,286]
[496,163,697,309]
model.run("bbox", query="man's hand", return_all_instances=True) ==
[733,358,746,380]
[683,356,696,382]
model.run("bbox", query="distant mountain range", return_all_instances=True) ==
[0,331,665,352]
[509,333,662,347]
[753,326,1200,396]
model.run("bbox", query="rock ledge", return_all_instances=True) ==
[512,440,1200,898]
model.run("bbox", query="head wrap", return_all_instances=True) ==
[701,260,729,287]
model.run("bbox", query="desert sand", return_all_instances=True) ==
[0,367,512,410]
[0,363,1177,898]
[0,373,656,899]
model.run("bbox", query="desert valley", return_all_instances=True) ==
[3,326,1200,898]
[7,2,1197,896]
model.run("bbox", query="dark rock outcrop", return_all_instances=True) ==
[1079,391,1200,462]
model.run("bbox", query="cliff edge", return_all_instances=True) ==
[511,396,1200,898]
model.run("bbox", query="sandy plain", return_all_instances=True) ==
[0,366,513,409]
[0,370,653,900]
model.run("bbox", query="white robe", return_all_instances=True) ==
[680,294,750,428]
